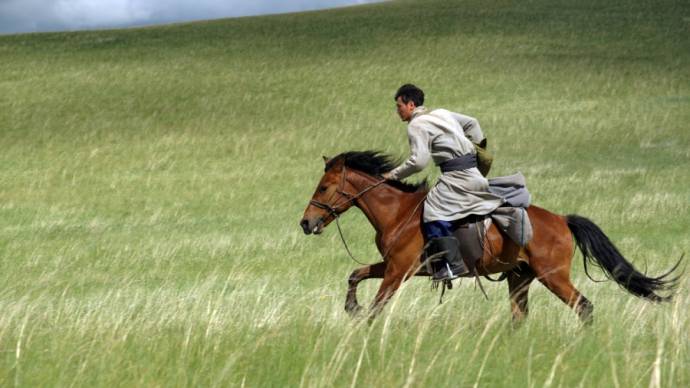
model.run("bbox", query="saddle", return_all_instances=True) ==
[428,173,534,299]
[449,207,532,275]
[447,172,534,266]
[451,214,488,274]
[425,215,489,301]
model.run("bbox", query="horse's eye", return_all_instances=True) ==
[319,186,327,193]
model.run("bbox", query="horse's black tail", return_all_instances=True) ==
[566,214,682,302]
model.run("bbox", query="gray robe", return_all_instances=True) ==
[389,106,504,223]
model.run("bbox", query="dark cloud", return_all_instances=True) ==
[0,0,382,35]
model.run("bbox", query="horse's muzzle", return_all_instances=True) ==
[300,217,324,235]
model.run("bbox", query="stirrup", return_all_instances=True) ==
[431,261,465,281]
[425,236,470,280]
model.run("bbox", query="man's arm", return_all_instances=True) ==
[449,111,485,144]
[386,123,431,180]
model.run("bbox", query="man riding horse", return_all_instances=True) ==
[300,85,678,322]
[382,84,508,281]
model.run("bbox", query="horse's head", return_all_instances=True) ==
[300,156,359,235]
[300,151,427,235]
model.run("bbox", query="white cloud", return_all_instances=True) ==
[53,0,153,28]
[0,0,383,35]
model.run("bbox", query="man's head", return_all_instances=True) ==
[394,84,424,122]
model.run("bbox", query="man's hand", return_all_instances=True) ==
[381,171,395,180]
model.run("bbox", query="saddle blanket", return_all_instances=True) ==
[488,172,530,208]
[489,207,532,247]
[443,172,533,265]
[488,172,533,246]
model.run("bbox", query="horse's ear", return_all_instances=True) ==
[322,155,330,164]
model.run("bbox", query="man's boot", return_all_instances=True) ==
[425,236,470,281]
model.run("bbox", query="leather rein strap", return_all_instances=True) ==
[309,166,386,265]
[310,167,505,301]
[309,167,425,269]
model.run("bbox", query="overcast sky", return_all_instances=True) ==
[0,0,383,35]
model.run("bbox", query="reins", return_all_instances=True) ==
[309,166,424,266]
[309,166,496,302]
[308,166,386,265]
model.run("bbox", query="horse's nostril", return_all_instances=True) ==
[300,219,311,234]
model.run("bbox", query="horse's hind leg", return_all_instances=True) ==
[507,264,535,326]
[532,262,594,325]
[346,262,386,317]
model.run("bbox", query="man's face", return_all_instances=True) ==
[396,96,416,122]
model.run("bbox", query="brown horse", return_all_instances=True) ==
[299,151,680,323]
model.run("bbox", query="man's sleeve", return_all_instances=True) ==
[449,111,485,144]
[389,123,431,180]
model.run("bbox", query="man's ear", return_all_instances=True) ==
[322,156,330,164]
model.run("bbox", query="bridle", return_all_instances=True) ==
[308,165,494,301]
[309,166,426,266]
[308,166,386,265]
[309,166,386,218]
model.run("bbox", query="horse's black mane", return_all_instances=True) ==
[325,151,428,193]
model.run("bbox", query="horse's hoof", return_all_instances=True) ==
[510,318,526,331]
[345,303,363,317]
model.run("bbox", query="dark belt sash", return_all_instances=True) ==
[439,154,477,173]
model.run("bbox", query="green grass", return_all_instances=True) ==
[0,0,689,386]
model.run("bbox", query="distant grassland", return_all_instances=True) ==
[0,0,689,386]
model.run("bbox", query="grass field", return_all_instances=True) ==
[0,0,689,386]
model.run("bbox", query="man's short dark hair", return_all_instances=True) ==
[394,84,424,106]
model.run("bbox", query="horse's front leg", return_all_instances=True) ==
[368,256,421,319]
[345,262,387,317]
